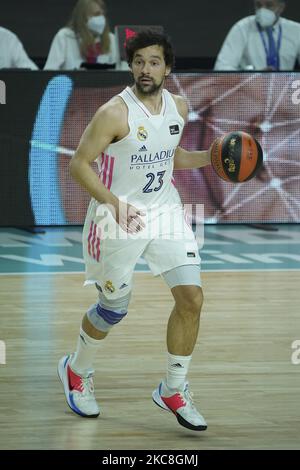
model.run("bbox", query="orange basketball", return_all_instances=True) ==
[211,131,263,183]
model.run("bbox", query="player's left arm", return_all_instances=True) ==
[174,146,211,169]
[172,94,212,170]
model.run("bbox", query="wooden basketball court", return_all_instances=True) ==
[1,270,299,450]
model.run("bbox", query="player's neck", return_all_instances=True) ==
[132,85,163,115]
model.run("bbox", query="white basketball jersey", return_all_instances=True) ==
[96,86,184,210]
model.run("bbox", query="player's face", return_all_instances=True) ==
[131,45,171,96]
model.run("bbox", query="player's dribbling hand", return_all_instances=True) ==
[113,200,146,234]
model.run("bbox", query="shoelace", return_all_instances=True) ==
[79,376,94,396]
[182,389,196,410]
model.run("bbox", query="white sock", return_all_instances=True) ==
[166,353,192,391]
[70,327,102,376]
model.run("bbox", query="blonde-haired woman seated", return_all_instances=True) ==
[44,0,117,70]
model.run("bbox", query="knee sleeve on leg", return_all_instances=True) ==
[87,292,131,332]
[98,289,131,313]
[162,265,201,289]
[87,303,127,332]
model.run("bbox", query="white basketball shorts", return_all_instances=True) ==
[82,199,201,299]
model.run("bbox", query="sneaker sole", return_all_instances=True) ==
[57,356,100,419]
[152,388,207,432]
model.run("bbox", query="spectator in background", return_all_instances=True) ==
[214,0,300,71]
[0,27,38,69]
[44,0,117,70]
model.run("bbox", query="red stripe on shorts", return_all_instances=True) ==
[91,222,97,259]
[87,221,94,256]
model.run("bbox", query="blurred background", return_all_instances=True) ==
[1,0,299,69]
[1,0,300,226]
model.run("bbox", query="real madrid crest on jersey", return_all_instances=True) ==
[137,126,148,141]
[104,280,115,293]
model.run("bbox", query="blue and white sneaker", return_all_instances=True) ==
[58,355,100,418]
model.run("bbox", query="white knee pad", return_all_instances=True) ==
[87,290,131,332]
[97,286,132,313]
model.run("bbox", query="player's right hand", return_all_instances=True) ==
[111,200,146,234]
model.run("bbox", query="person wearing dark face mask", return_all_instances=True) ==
[214,0,300,71]
[44,0,117,70]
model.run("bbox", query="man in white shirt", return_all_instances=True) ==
[0,27,38,70]
[214,0,300,71]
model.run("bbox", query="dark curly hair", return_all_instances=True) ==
[125,29,175,69]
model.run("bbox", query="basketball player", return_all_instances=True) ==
[58,29,212,431]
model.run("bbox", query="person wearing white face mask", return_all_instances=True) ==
[214,0,300,71]
[44,0,117,70]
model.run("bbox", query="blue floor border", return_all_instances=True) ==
[0,224,300,274]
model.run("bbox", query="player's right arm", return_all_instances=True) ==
[70,98,145,233]
[70,98,123,207]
